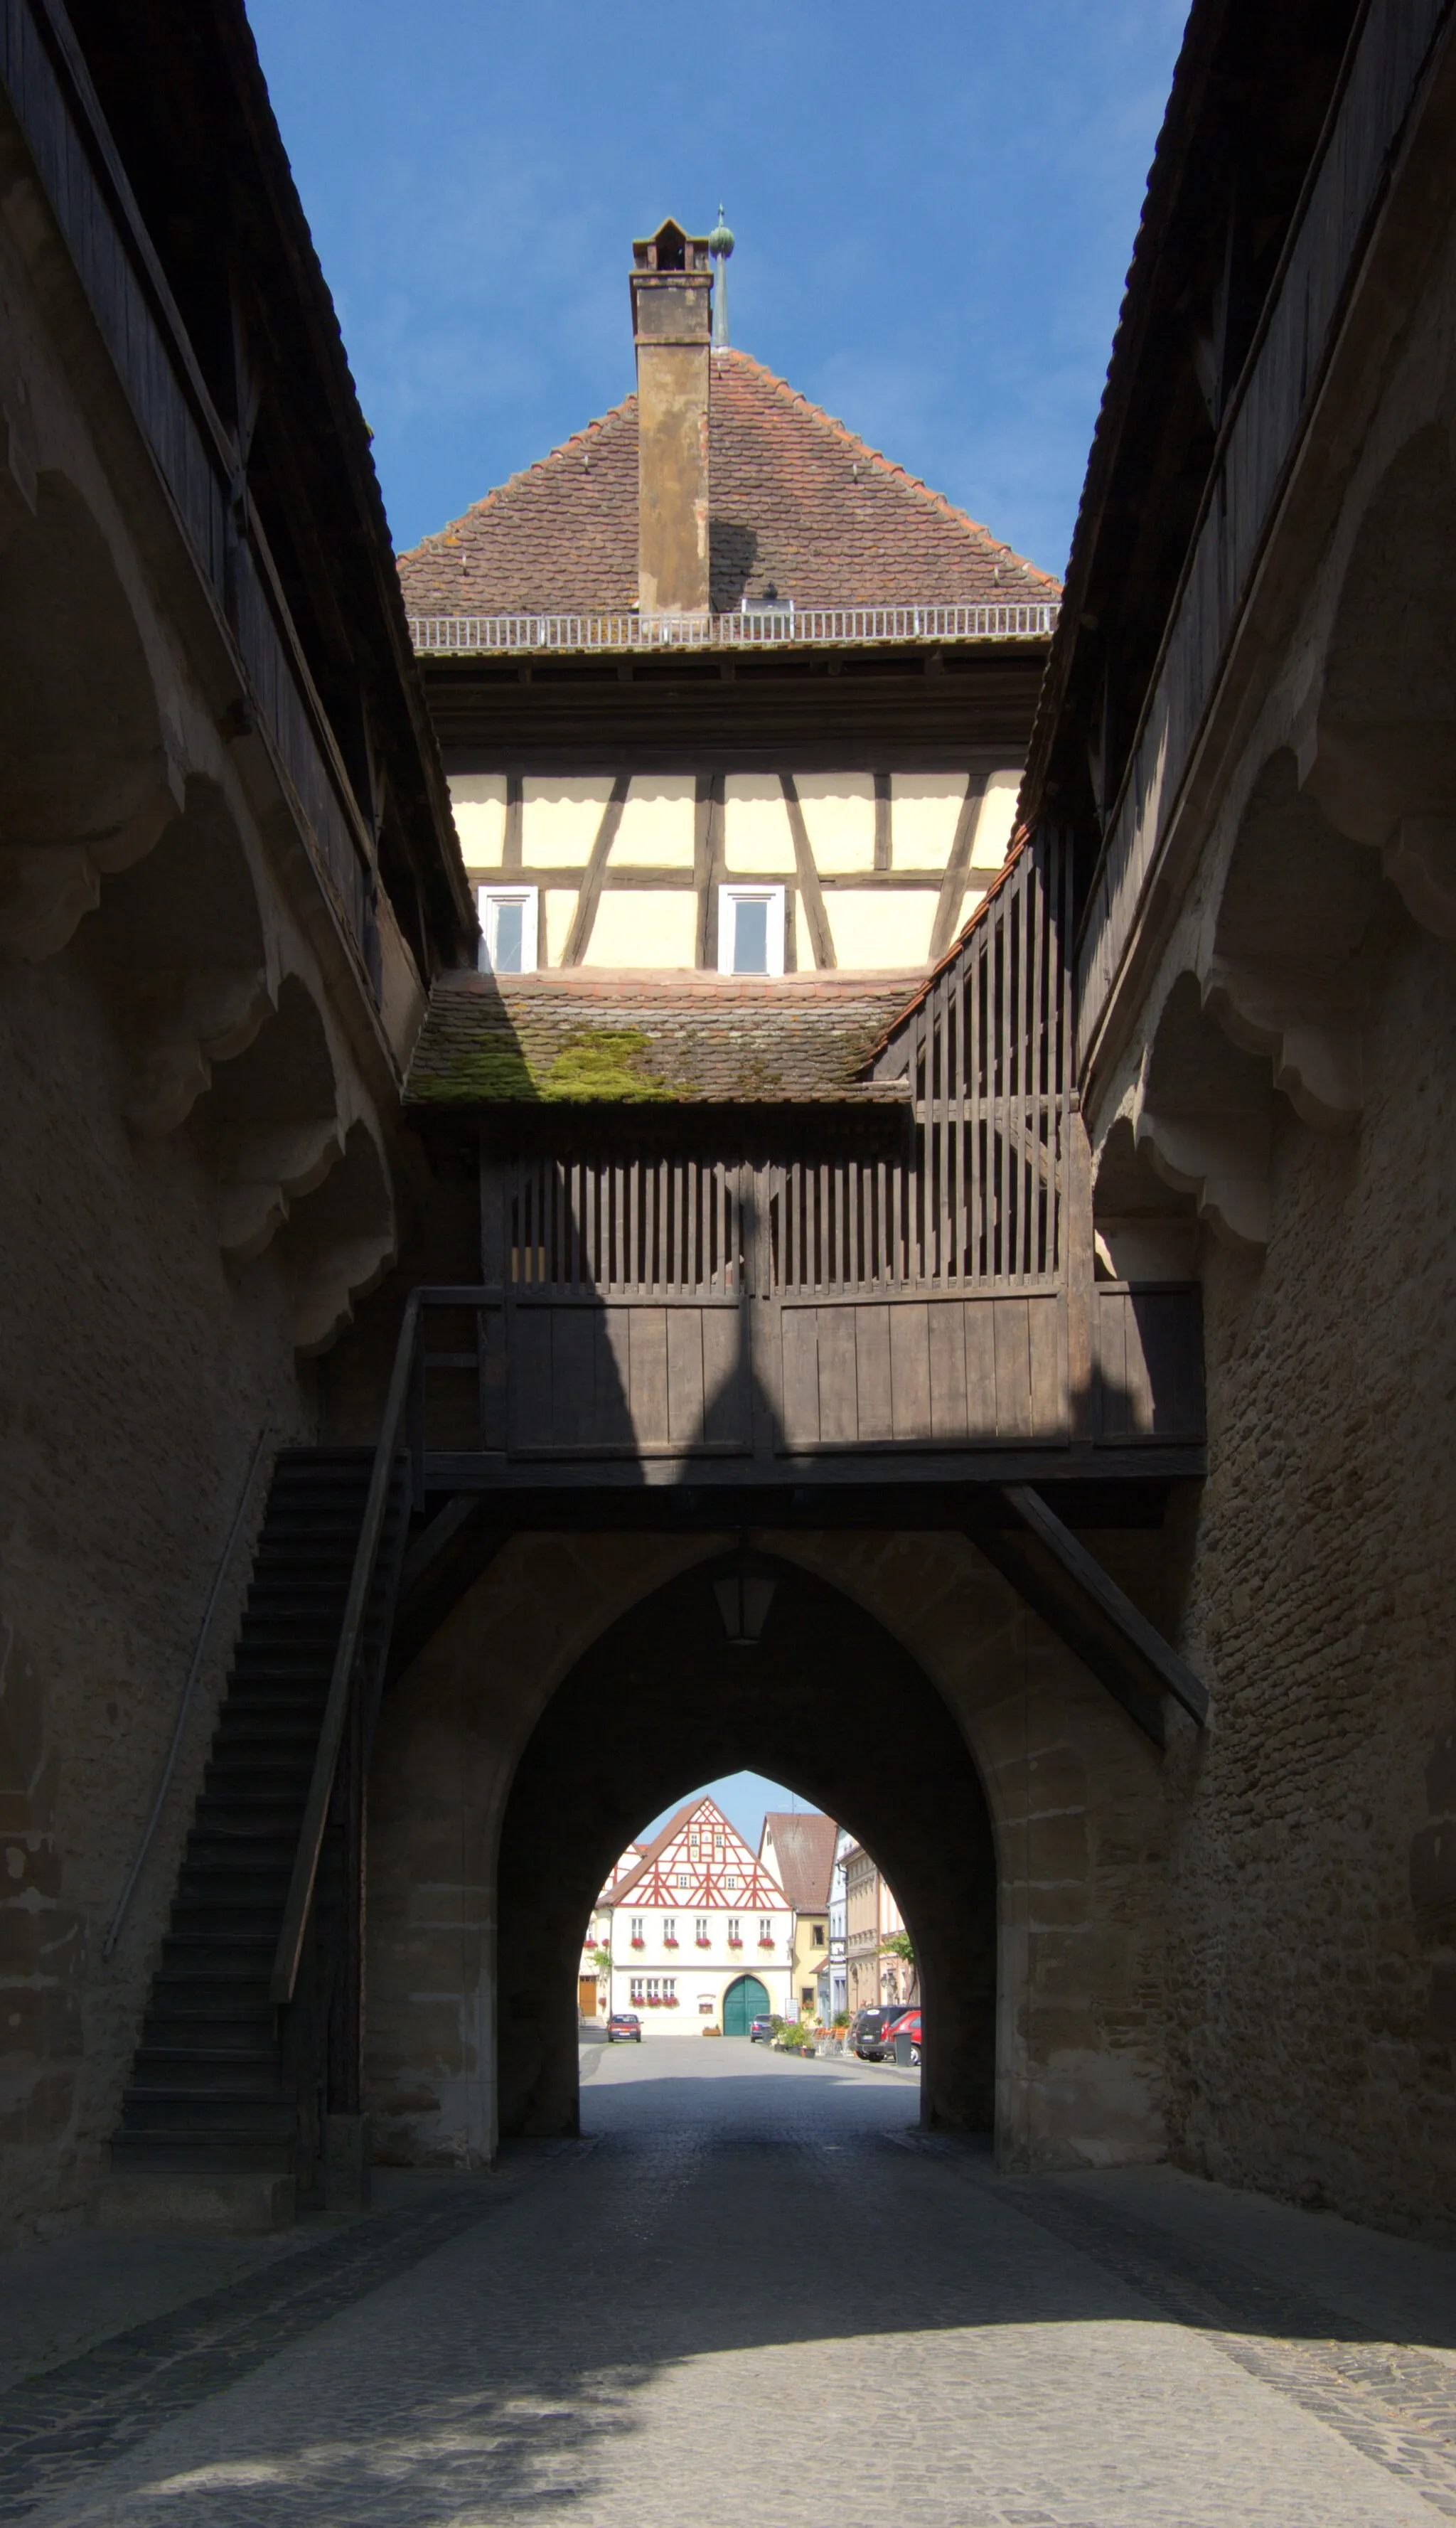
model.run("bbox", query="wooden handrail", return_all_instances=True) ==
[270,1286,497,2005]
[270,1295,421,2005]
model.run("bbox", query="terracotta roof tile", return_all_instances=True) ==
[406,968,919,1107]
[760,1813,837,1914]
[399,350,1059,617]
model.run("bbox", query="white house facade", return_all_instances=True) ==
[594,1796,794,2034]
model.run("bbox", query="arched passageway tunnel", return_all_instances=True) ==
[494,1554,997,2139]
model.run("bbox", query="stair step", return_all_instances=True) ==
[109,2133,296,2176]
[134,2049,281,2089]
[120,2095,296,2139]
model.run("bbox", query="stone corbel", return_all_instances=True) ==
[126,967,274,1138]
[292,1229,395,1355]
[1383,815,1456,939]
[1200,955,1363,1131]
[1133,1106,1270,1252]
[218,1119,343,1263]
[0,398,38,545]
[0,749,186,964]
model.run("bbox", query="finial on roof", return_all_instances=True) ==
[709,204,734,350]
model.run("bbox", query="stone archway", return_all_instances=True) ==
[492,1552,998,2141]
[365,1522,1173,2179]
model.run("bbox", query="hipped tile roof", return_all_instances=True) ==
[399,350,1058,617]
[406,969,917,1107]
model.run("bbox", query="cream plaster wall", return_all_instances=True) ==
[826,890,936,970]
[448,774,506,870]
[582,890,697,968]
[522,777,614,865]
[723,775,797,873]
[795,772,877,873]
[542,888,579,966]
[611,777,696,866]
[890,772,966,863]
[971,772,1022,870]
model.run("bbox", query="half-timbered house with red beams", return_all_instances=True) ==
[593,1798,793,2034]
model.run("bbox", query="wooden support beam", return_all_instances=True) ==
[780,771,837,969]
[928,772,989,962]
[561,773,631,966]
[974,1482,1209,1744]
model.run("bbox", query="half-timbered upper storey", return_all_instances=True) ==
[398,223,1060,981]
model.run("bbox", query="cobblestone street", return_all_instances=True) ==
[3,2039,1454,2527]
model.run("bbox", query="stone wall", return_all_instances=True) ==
[0,941,309,2243]
[1162,912,1456,2234]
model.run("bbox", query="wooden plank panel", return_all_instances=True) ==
[666,1308,706,1445]
[780,1308,821,1447]
[889,1303,932,1441]
[702,1306,746,1446]
[628,1307,670,1446]
[552,1306,597,1447]
[595,1307,635,1446]
[963,1300,997,1438]
[855,1306,894,1444]
[817,1306,860,1446]
[1095,1291,1131,1440]
[994,1296,1032,1441]
[1029,1296,1062,1437]
[926,1300,968,1442]
[510,1307,553,1449]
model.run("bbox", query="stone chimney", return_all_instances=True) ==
[631,220,712,617]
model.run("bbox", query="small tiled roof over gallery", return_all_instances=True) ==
[406,969,916,1106]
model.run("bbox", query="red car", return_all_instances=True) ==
[606,2011,642,2042]
[887,2007,921,2064]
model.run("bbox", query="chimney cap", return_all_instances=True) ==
[633,217,712,274]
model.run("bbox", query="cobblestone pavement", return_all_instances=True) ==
[2,2039,1454,2526]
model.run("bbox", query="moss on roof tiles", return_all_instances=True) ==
[406,974,916,1108]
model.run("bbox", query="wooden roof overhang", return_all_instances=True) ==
[420,634,1052,774]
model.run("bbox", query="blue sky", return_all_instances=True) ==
[245,0,1188,575]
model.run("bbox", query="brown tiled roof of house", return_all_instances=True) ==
[761,1813,837,1914]
[399,350,1059,617]
[406,969,919,1106]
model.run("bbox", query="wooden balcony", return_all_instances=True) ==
[402,834,1205,1506]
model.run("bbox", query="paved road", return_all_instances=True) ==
[4,2037,1455,2525]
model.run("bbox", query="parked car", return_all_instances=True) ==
[748,2015,776,2043]
[887,2007,922,2064]
[850,2006,902,2060]
[606,2012,641,2043]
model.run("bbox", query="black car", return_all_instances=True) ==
[851,2006,908,2061]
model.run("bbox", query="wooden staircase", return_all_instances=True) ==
[107,1448,407,2215]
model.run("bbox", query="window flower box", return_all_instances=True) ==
[663,1936,679,1949]
[727,1936,742,1948]
[695,1936,712,1948]
[758,1938,774,1949]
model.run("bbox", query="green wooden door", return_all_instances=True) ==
[723,1974,769,2035]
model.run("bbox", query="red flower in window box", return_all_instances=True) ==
[758,1936,774,1948]
[695,1936,712,1948]
[631,1937,645,1950]
[727,1936,742,1948]
[665,1993,680,2007]
[663,1936,679,1948]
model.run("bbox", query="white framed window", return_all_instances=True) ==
[477,883,538,974]
[718,883,785,976]
[695,1916,710,1942]
[727,1916,741,1943]
[662,1917,676,1943]
[675,1872,690,1889]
